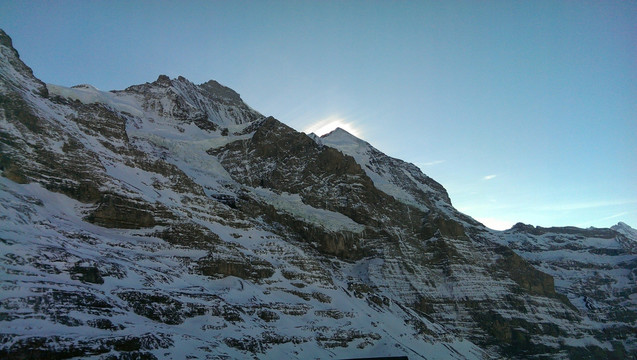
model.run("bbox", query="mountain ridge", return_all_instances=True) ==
[1,29,635,359]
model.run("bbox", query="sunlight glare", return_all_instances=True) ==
[304,116,362,138]
[476,217,515,231]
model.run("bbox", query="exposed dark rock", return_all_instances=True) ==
[1,27,634,359]
[0,93,42,133]
[511,222,617,239]
[199,79,243,102]
[87,318,123,331]
[210,117,396,226]
[70,264,104,284]
[155,223,221,248]
[257,309,279,322]
[85,194,159,229]
[0,29,48,97]
[421,214,467,239]
[495,246,557,297]
[116,291,188,325]
[0,151,29,183]
[103,351,158,360]
[197,256,274,280]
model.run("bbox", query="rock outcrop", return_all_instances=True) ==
[1,29,635,359]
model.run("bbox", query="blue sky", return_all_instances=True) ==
[1,1,635,230]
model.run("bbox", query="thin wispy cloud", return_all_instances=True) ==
[536,199,637,212]
[483,174,497,181]
[457,202,519,212]
[602,212,631,220]
[418,160,446,167]
[576,211,632,227]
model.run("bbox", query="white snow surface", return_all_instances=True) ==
[0,177,485,359]
[1,33,634,358]
[319,128,445,211]
[250,187,365,233]
[612,221,637,241]
[0,65,488,358]
[47,83,145,117]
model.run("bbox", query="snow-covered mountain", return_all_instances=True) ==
[1,29,635,359]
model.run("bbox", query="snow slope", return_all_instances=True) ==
[1,28,635,359]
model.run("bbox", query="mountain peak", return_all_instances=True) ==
[612,221,637,240]
[322,127,352,136]
[615,221,634,229]
[0,28,13,48]
[143,74,243,104]
[320,127,367,147]
[2,28,635,359]
[319,125,453,208]
[199,79,242,103]
[0,28,48,97]
[155,74,172,86]
[119,72,262,126]
[149,74,193,88]
[327,126,348,134]
[324,127,352,137]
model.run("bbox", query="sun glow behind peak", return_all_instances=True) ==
[303,116,362,138]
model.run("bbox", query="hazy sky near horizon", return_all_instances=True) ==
[1,1,635,230]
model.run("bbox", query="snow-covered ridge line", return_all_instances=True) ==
[47,83,145,117]
[319,127,451,211]
[2,27,636,358]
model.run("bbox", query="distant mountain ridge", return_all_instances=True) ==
[1,28,635,359]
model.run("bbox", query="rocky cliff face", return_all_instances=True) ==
[495,223,637,356]
[1,29,635,359]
